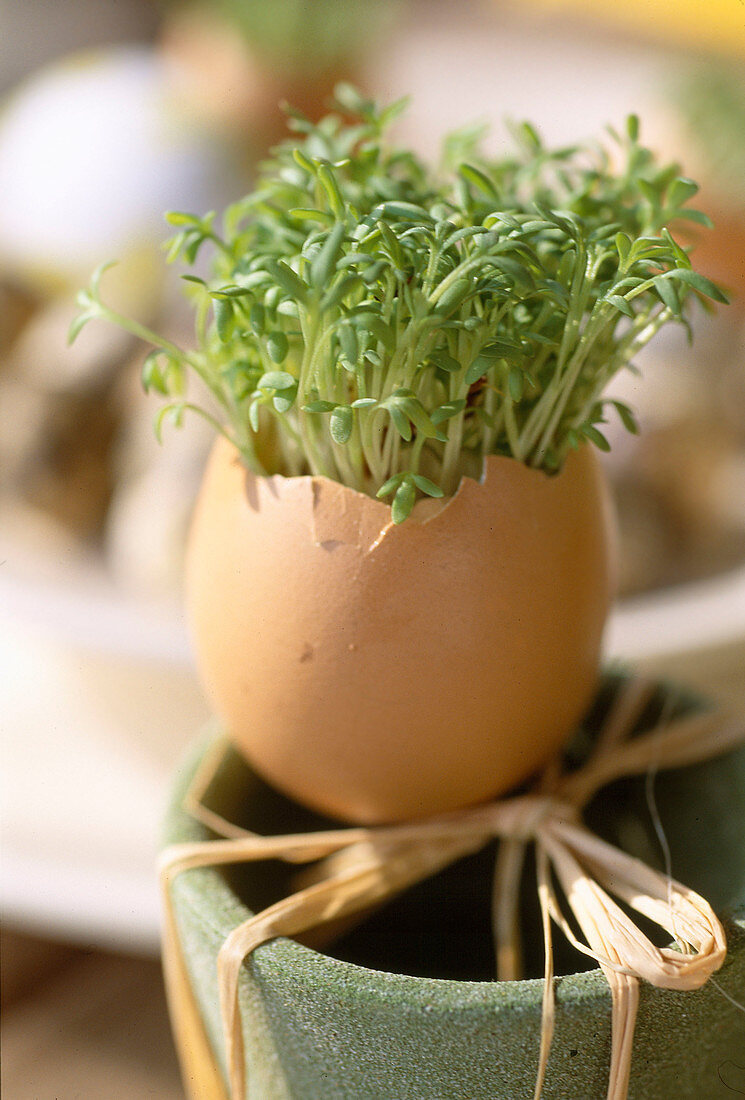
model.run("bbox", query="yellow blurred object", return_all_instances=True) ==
[524,0,745,56]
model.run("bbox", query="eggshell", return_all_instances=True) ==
[185,439,616,823]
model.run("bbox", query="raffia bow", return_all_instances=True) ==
[159,676,745,1100]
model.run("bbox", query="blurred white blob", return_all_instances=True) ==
[0,45,230,290]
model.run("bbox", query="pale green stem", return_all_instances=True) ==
[502,374,522,459]
[528,308,614,465]
[410,430,427,476]
[521,248,613,463]
[484,398,506,460]
[294,312,339,479]
[366,409,388,483]
[438,329,470,490]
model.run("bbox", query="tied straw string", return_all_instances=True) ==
[159,677,745,1100]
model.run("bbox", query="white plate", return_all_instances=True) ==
[2,539,743,956]
[0,543,210,955]
[608,565,745,663]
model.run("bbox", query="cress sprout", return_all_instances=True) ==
[71,84,727,522]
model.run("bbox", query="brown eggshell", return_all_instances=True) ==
[185,438,617,824]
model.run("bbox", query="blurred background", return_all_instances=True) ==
[1,1,743,1096]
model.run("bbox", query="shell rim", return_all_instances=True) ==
[217,437,579,532]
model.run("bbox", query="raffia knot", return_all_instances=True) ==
[486,793,580,843]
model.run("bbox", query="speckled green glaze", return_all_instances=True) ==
[162,677,745,1100]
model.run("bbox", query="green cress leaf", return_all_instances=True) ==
[465,357,489,386]
[248,397,262,433]
[374,201,436,223]
[376,472,405,499]
[360,260,388,286]
[459,163,498,199]
[154,401,184,442]
[259,371,295,395]
[412,474,444,497]
[431,351,461,374]
[266,332,290,363]
[392,478,417,524]
[520,119,543,150]
[320,273,362,312]
[665,268,729,304]
[666,177,699,208]
[361,315,395,353]
[431,400,466,425]
[653,276,681,316]
[264,259,310,303]
[662,228,692,268]
[215,284,252,299]
[615,233,631,264]
[273,388,297,414]
[142,350,171,395]
[610,400,639,434]
[213,298,235,342]
[493,255,536,290]
[292,147,316,174]
[375,220,404,268]
[164,211,199,227]
[389,404,412,441]
[606,294,634,318]
[433,278,472,317]
[73,87,727,516]
[184,233,206,264]
[339,324,359,365]
[557,249,576,286]
[581,424,611,451]
[508,367,524,402]
[289,207,335,225]
[330,405,354,444]
[675,208,714,227]
[250,304,266,336]
[310,221,347,289]
[317,162,346,220]
[400,396,439,438]
[263,286,282,311]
